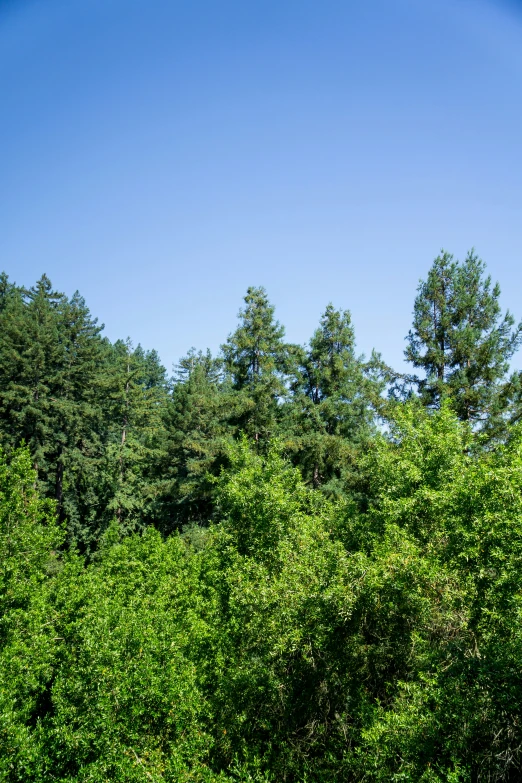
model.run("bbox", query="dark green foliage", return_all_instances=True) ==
[222,286,293,444]
[0,276,109,541]
[405,250,522,429]
[150,349,234,532]
[283,304,384,494]
[0,275,170,551]
[0,275,65,484]
[0,271,16,313]
[97,338,168,541]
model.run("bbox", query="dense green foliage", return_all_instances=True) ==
[405,251,521,430]
[2,251,522,780]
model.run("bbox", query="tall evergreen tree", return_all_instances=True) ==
[0,272,16,314]
[222,286,292,443]
[150,349,234,532]
[133,344,168,389]
[0,274,110,543]
[98,339,167,541]
[51,291,109,520]
[0,275,64,483]
[284,304,383,492]
[405,250,522,428]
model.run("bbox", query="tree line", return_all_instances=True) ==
[1,249,521,550]
[2,250,522,781]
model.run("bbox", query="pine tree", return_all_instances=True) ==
[405,250,522,428]
[133,344,168,389]
[0,274,110,543]
[51,291,108,521]
[222,287,292,443]
[0,272,16,313]
[0,275,64,485]
[151,349,234,532]
[284,304,382,492]
[98,339,167,541]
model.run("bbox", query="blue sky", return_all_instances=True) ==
[1,0,522,374]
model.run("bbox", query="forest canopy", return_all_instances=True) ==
[2,251,522,782]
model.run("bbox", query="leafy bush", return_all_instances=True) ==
[3,411,522,781]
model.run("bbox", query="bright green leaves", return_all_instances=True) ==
[365,402,469,545]
[208,430,471,781]
[0,445,61,625]
[350,405,522,780]
[0,446,63,781]
[215,438,319,560]
[4,414,522,780]
[40,531,219,782]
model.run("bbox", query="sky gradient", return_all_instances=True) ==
[2,0,522,374]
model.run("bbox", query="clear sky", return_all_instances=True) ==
[1,0,522,374]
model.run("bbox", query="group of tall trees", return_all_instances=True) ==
[0,273,169,548]
[0,274,380,547]
[2,249,522,781]
[1,250,520,547]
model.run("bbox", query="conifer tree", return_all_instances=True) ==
[0,274,109,541]
[50,291,108,521]
[0,272,16,313]
[222,286,292,443]
[133,344,168,389]
[284,304,382,491]
[98,339,167,541]
[151,349,234,531]
[0,275,64,485]
[406,250,522,428]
